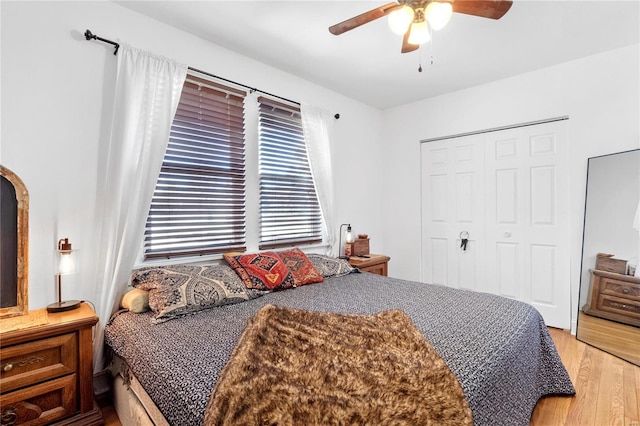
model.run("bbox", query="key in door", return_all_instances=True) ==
[460,231,469,251]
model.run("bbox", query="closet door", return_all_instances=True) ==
[420,134,486,292]
[484,121,570,328]
[420,120,570,329]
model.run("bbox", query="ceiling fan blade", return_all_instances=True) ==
[401,29,419,53]
[452,0,513,20]
[329,2,401,35]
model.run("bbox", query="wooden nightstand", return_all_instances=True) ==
[583,269,640,327]
[0,303,103,425]
[348,254,390,276]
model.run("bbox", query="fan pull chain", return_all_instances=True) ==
[418,29,435,73]
[430,28,435,66]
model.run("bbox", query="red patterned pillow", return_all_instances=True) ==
[277,248,324,287]
[225,252,295,291]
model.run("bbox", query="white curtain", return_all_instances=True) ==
[301,104,336,255]
[93,45,187,371]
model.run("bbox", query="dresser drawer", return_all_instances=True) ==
[0,333,76,393]
[597,294,640,319]
[600,278,640,300]
[0,374,76,425]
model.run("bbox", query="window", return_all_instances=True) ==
[143,74,325,260]
[257,97,322,249]
[144,74,247,259]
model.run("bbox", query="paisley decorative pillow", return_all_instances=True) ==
[130,264,255,323]
[224,252,295,291]
[306,254,357,278]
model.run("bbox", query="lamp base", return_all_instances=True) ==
[46,300,82,313]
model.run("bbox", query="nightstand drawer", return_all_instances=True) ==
[0,333,77,393]
[359,263,387,276]
[348,254,390,277]
[600,278,640,300]
[597,294,640,319]
[0,374,76,425]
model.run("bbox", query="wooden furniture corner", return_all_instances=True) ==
[0,303,104,425]
[348,254,390,276]
[582,269,640,327]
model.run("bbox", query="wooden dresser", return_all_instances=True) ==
[348,254,390,276]
[583,269,640,327]
[0,303,103,425]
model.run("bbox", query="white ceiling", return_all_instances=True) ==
[115,1,640,109]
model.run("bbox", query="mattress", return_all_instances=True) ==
[105,271,575,425]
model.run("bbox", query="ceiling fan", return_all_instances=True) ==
[329,0,513,53]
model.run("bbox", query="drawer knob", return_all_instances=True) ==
[2,363,13,372]
[1,407,17,426]
[622,287,630,294]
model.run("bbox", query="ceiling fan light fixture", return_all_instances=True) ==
[426,1,453,31]
[388,5,415,35]
[408,20,431,45]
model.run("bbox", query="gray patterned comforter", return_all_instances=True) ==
[104,272,575,426]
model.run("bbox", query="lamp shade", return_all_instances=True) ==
[57,238,78,275]
[388,5,415,35]
[426,1,453,31]
[339,223,353,259]
[408,21,431,45]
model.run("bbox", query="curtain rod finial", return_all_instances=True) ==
[84,29,119,55]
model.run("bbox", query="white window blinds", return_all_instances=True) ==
[144,74,247,259]
[258,97,323,249]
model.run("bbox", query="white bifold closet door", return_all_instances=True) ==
[420,120,570,329]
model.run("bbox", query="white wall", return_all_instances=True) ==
[0,1,385,311]
[381,44,640,332]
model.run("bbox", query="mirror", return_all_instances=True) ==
[577,149,640,366]
[0,165,29,318]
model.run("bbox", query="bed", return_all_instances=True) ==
[104,256,575,426]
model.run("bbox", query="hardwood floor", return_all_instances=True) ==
[576,311,640,366]
[99,403,121,426]
[531,327,640,426]
[100,328,640,426]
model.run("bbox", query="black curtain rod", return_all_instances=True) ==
[187,66,300,107]
[84,29,340,119]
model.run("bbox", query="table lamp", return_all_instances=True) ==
[47,238,81,313]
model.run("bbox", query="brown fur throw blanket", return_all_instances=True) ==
[203,305,472,425]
